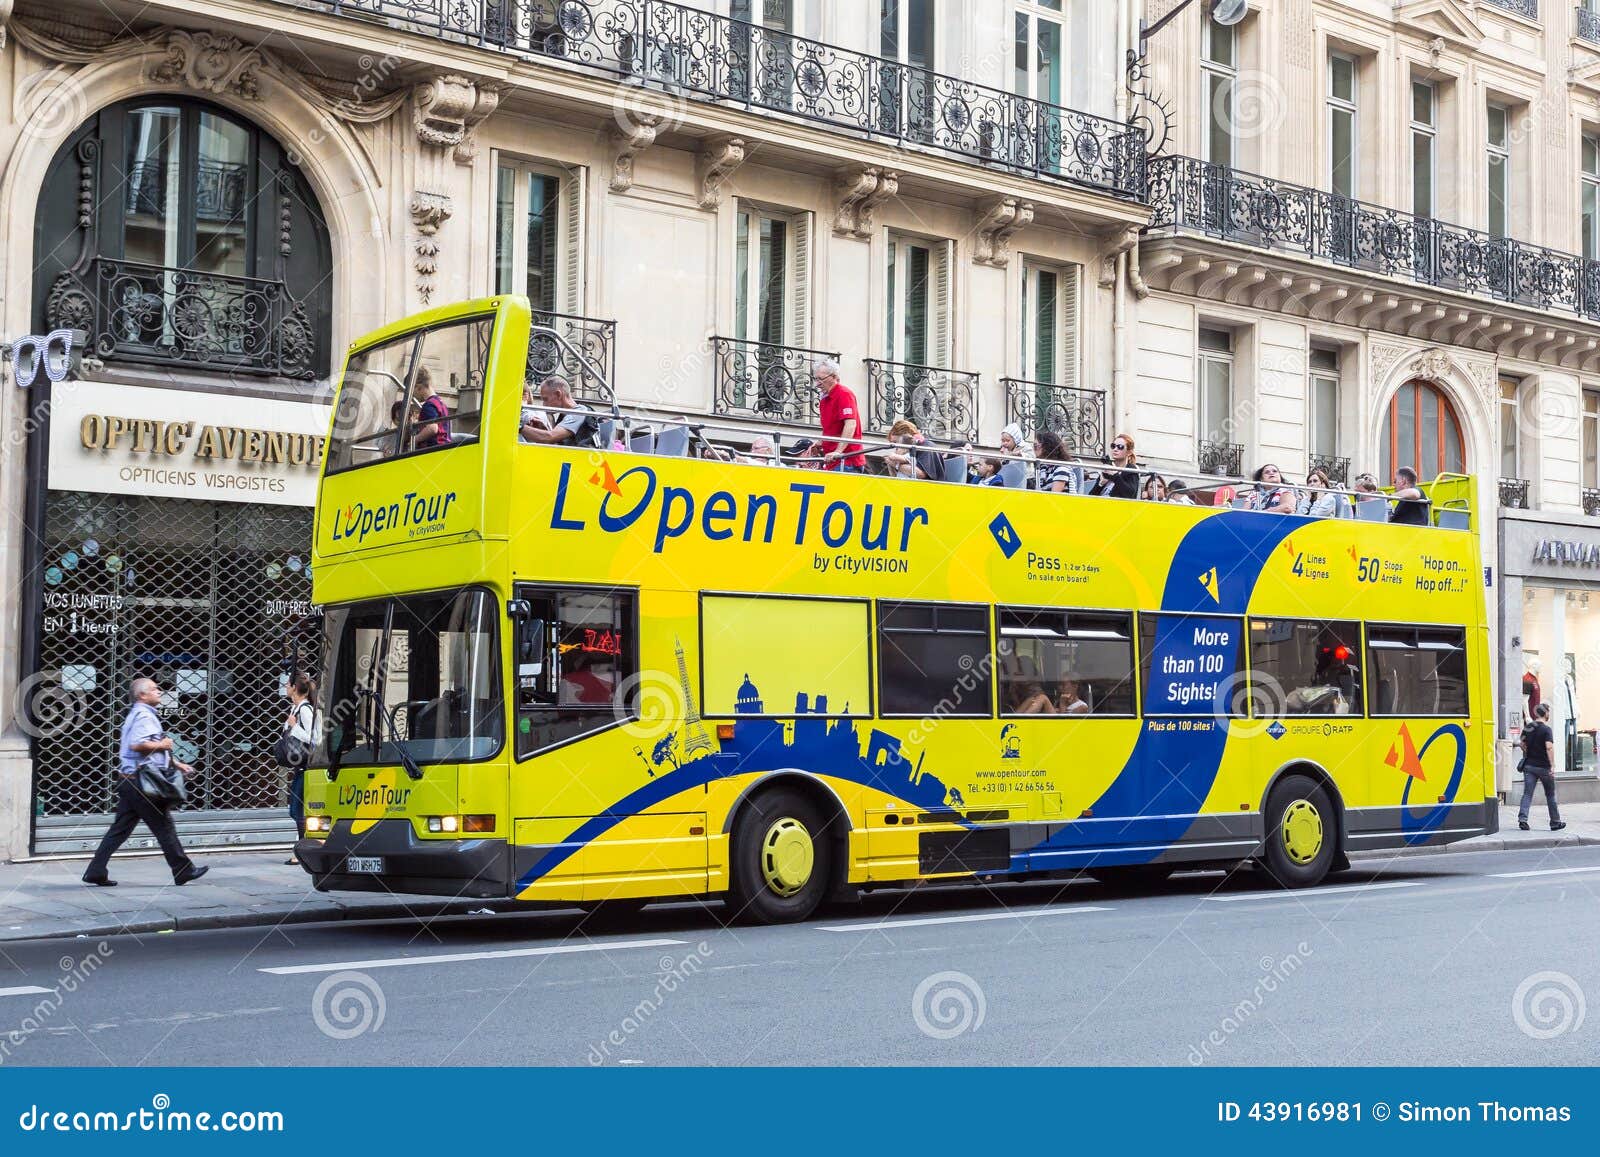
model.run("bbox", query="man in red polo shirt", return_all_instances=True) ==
[814,358,866,472]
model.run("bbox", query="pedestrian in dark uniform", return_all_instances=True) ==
[82,678,209,887]
[1518,702,1566,832]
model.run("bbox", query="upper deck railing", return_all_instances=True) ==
[280,0,1145,200]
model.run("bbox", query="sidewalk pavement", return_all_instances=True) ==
[3,804,1598,943]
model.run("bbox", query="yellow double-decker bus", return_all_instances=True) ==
[298,296,1496,923]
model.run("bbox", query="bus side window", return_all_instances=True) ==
[515,588,636,756]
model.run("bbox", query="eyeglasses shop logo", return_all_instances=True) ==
[547,459,930,557]
[9,329,78,387]
[329,489,459,546]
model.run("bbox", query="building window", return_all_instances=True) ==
[735,205,797,347]
[1021,262,1079,387]
[881,0,933,65]
[1199,327,1234,448]
[1412,80,1436,219]
[1487,103,1510,238]
[1309,347,1339,462]
[1584,390,1599,490]
[880,0,935,137]
[493,159,583,314]
[887,233,951,367]
[1500,377,1522,480]
[1328,54,1358,198]
[1202,16,1237,167]
[1014,0,1064,107]
[1583,133,1600,261]
[34,96,332,379]
[1381,381,1466,481]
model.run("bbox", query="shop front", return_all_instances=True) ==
[1497,512,1600,803]
[25,378,329,854]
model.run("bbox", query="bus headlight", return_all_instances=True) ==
[304,815,331,834]
[425,815,460,833]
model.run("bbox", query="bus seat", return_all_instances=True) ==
[1436,509,1470,530]
[1068,465,1088,495]
[656,425,690,458]
[942,454,967,483]
[628,428,656,455]
[997,460,1027,489]
[1230,496,1251,510]
[597,418,616,449]
[1212,485,1235,506]
[1354,498,1388,522]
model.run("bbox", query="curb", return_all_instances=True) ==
[1349,833,1600,861]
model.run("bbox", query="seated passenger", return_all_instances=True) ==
[1389,465,1430,525]
[1058,677,1091,716]
[1167,478,1197,505]
[741,435,779,465]
[1033,431,1077,494]
[971,457,1004,486]
[1088,433,1140,499]
[1297,466,1344,518]
[1142,476,1168,502]
[1010,682,1056,715]
[1248,464,1298,513]
[410,366,451,448]
[521,375,598,446]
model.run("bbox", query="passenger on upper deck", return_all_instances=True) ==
[1297,466,1345,519]
[814,358,866,472]
[1388,466,1431,526]
[1248,465,1299,514]
[1167,479,1197,505]
[1087,433,1140,499]
[1142,476,1168,502]
[410,367,451,448]
[521,376,598,447]
[1033,431,1077,494]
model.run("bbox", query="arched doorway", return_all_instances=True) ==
[1380,379,1466,482]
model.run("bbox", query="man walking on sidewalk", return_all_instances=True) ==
[82,678,210,887]
[1518,702,1567,833]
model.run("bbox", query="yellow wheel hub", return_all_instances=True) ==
[1281,799,1324,865]
[760,817,814,898]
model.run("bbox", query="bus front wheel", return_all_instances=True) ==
[1259,775,1337,888]
[728,787,833,924]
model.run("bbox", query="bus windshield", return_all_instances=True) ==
[326,314,494,472]
[317,589,503,768]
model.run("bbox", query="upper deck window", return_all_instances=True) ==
[327,315,493,472]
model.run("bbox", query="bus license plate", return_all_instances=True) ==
[346,856,383,874]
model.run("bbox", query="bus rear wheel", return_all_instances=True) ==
[728,787,833,924]
[1259,775,1337,888]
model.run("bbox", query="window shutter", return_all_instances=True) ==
[791,211,812,347]
[1059,263,1079,391]
[562,166,586,315]
[933,237,954,367]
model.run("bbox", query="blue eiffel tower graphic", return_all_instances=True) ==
[675,636,713,759]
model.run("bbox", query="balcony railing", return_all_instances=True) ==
[1309,452,1351,486]
[1199,439,1245,477]
[1499,477,1531,509]
[1001,378,1105,456]
[127,158,247,222]
[44,258,316,378]
[711,336,838,423]
[1149,156,1600,321]
[1585,487,1600,517]
[865,358,979,443]
[283,0,1145,199]
[528,309,617,403]
[1485,0,1538,18]
[1580,5,1600,43]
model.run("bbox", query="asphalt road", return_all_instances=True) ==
[2,845,1597,1066]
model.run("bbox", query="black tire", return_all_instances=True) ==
[727,787,834,924]
[1258,774,1337,888]
[1086,864,1176,890]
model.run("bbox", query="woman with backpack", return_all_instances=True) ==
[275,672,320,865]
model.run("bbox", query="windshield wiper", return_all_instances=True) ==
[356,687,424,781]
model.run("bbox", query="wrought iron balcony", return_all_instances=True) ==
[528,309,617,403]
[865,358,979,443]
[284,0,1144,199]
[1198,439,1244,477]
[1584,487,1600,517]
[1485,0,1538,18]
[43,258,316,379]
[127,158,247,222]
[1581,5,1600,43]
[1148,155,1600,321]
[1308,452,1351,486]
[1499,477,1531,509]
[1001,378,1105,456]
[711,336,838,424]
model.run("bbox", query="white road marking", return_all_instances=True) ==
[1206,881,1426,903]
[816,906,1112,932]
[0,986,51,998]
[258,937,685,975]
[1491,865,1600,879]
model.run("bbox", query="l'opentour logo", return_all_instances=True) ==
[329,488,458,546]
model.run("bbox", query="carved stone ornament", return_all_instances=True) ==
[412,75,501,164]
[832,167,898,239]
[148,30,265,99]
[609,116,661,192]
[410,191,453,305]
[696,138,747,210]
[1368,339,1415,390]
[0,0,13,51]
[1408,347,1455,384]
[973,198,1035,267]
